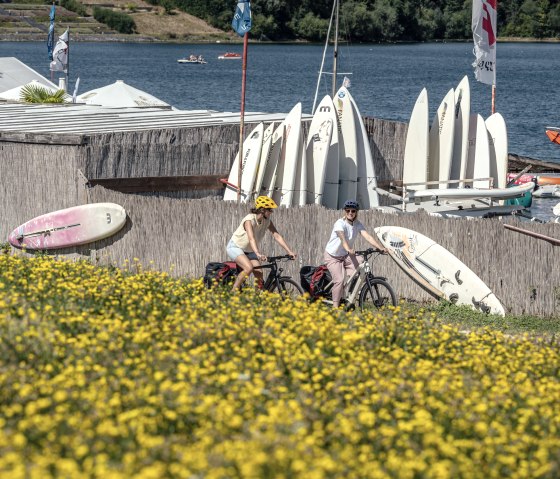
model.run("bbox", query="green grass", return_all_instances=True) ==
[403,300,560,337]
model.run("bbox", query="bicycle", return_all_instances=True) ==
[228,254,303,300]
[307,248,397,311]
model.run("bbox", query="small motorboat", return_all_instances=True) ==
[546,127,560,145]
[218,52,242,60]
[177,55,207,64]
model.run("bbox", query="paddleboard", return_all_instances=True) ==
[223,122,264,202]
[553,202,560,216]
[451,76,470,187]
[253,122,276,197]
[546,129,560,145]
[407,181,534,201]
[403,88,429,190]
[260,122,284,197]
[306,95,335,205]
[465,114,490,189]
[9,203,127,250]
[272,103,302,207]
[506,172,535,185]
[375,226,505,315]
[428,88,455,188]
[349,91,379,208]
[486,112,508,189]
[334,86,358,207]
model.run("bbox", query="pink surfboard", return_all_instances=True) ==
[9,203,126,250]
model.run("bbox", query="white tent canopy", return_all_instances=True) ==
[77,80,171,108]
[0,80,69,102]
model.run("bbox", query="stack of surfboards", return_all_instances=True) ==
[223,88,379,209]
[402,75,532,204]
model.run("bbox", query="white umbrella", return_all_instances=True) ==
[77,80,170,108]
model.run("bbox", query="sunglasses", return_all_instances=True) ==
[345,209,357,214]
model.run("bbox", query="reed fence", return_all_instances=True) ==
[1,116,558,316]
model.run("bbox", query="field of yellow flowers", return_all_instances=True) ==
[0,253,559,478]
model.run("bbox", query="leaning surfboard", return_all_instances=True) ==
[375,226,505,316]
[334,86,358,208]
[306,95,335,205]
[223,122,264,202]
[465,114,491,189]
[272,103,302,207]
[451,76,470,187]
[428,88,455,188]
[403,88,429,191]
[349,90,379,208]
[486,112,508,189]
[9,203,127,250]
[253,121,276,197]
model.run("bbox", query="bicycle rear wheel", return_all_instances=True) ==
[269,278,304,300]
[359,277,397,310]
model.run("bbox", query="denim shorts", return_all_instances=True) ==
[226,239,258,261]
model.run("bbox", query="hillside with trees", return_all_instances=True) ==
[163,0,560,42]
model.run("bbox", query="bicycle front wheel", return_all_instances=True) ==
[269,277,304,300]
[359,277,397,310]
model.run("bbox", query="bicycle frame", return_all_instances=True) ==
[249,255,293,290]
[322,251,386,307]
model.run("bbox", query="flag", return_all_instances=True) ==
[50,29,69,72]
[342,76,351,88]
[47,4,55,61]
[472,0,497,85]
[232,1,252,37]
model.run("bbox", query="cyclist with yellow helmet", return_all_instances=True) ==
[227,196,297,290]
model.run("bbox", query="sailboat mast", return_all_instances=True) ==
[311,0,336,113]
[332,0,339,98]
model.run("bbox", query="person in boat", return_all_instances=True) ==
[189,54,197,61]
[324,199,388,308]
[227,196,297,290]
[197,55,204,62]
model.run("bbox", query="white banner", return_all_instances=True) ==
[50,30,69,73]
[472,0,497,85]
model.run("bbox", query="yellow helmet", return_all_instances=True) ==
[255,196,278,209]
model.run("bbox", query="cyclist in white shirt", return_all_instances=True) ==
[324,199,387,308]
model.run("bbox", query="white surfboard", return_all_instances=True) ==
[323,111,340,210]
[260,122,284,197]
[306,95,335,205]
[223,122,264,202]
[451,76,470,187]
[272,103,302,207]
[407,181,534,201]
[349,91,379,208]
[428,88,455,188]
[375,226,505,316]
[553,202,560,216]
[465,114,491,189]
[486,112,508,189]
[294,132,307,206]
[334,86,358,207]
[403,88,429,190]
[254,122,276,197]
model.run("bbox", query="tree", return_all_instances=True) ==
[20,84,67,104]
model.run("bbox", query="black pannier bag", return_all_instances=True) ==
[204,262,239,288]
[299,265,332,299]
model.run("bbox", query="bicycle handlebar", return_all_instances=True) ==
[355,248,385,257]
[265,254,296,262]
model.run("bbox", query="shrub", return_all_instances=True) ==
[60,0,87,17]
[93,6,136,34]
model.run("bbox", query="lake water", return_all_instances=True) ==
[3,41,560,219]
[4,41,560,163]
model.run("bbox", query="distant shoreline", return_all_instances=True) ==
[1,33,559,44]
